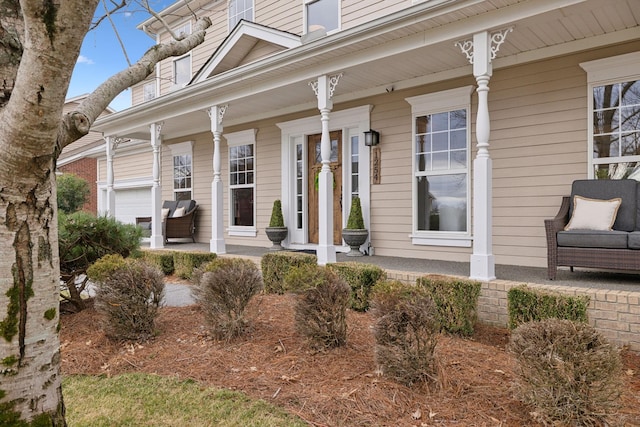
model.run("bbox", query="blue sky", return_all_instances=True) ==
[68,1,174,111]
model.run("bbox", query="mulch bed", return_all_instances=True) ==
[60,287,640,426]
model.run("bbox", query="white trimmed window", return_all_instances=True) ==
[406,86,474,246]
[169,141,194,201]
[304,0,339,34]
[581,52,640,180]
[227,129,257,235]
[143,81,156,102]
[229,0,254,30]
[172,54,191,88]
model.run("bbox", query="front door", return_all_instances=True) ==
[308,131,342,245]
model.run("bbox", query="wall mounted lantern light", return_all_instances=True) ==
[364,129,380,147]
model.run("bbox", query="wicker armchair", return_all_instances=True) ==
[136,200,198,244]
[163,200,197,243]
[545,179,640,280]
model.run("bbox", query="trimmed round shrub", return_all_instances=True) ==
[284,264,350,350]
[371,280,440,386]
[192,257,263,340]
[509,318,623,426]
[89,257,165,341]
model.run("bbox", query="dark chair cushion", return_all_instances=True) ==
[571,179,637,231]
[629,232,640,249]
[176,199,196,213]
[162,200,178,217]
[557,229,628,249]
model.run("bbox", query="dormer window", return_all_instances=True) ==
[305,0,339,34]
[229,0,254,30]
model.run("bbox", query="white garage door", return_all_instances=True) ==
[114,188,152,225]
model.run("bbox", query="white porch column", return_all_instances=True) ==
[209,105,228,254]
[149,122,164,249]
[105,136,117,218]
[457,29,511,281]
[309,74,341,265]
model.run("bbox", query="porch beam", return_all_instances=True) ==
[209,105,228,254]
[309,74,342,265]
[458,29,511,281]
[149,122,164,249]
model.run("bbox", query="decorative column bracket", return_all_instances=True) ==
[455,27,513,64]
[110,136,129,151]
[308,73,342,99]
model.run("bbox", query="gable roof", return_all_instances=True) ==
[190,20,301,84]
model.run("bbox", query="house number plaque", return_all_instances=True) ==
[372,146,381,185]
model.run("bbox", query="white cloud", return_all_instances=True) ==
[77,55,95,65]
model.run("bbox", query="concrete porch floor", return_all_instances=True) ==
[142,241,640,292]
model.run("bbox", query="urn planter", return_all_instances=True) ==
[342,228,368,256]
[265,226,288,251]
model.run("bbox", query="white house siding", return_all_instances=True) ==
[341,0,408,30]
[98,149,153,182]
[256,0,302,34]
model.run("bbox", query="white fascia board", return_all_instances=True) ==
[96,0,589,135]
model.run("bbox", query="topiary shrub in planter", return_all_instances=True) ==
[509,318,622,426]
[88,255,165,341]
[192,257,263,340]
[265,199,288,250]
[284,264,350,350]
[342,197,368,256]
[371,280,441,386]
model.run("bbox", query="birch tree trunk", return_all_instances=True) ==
[0,1,211,424]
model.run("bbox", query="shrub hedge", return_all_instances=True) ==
[416,275,481,336]
[507,285,589,329]
[261,251,317,294]
[326,262,386,311]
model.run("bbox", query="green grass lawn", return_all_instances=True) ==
[63,373,306,427]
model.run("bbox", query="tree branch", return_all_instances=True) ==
[57,14,212,151]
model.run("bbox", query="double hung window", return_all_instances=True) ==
[170,142,194,201]
[406,87,473,246]
[227,130,257,235]
[582,52,640,180]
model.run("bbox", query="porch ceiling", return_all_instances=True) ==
[94,0,639,141]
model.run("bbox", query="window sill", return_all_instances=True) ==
[228,227,257,237]
[410,234,472,248]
